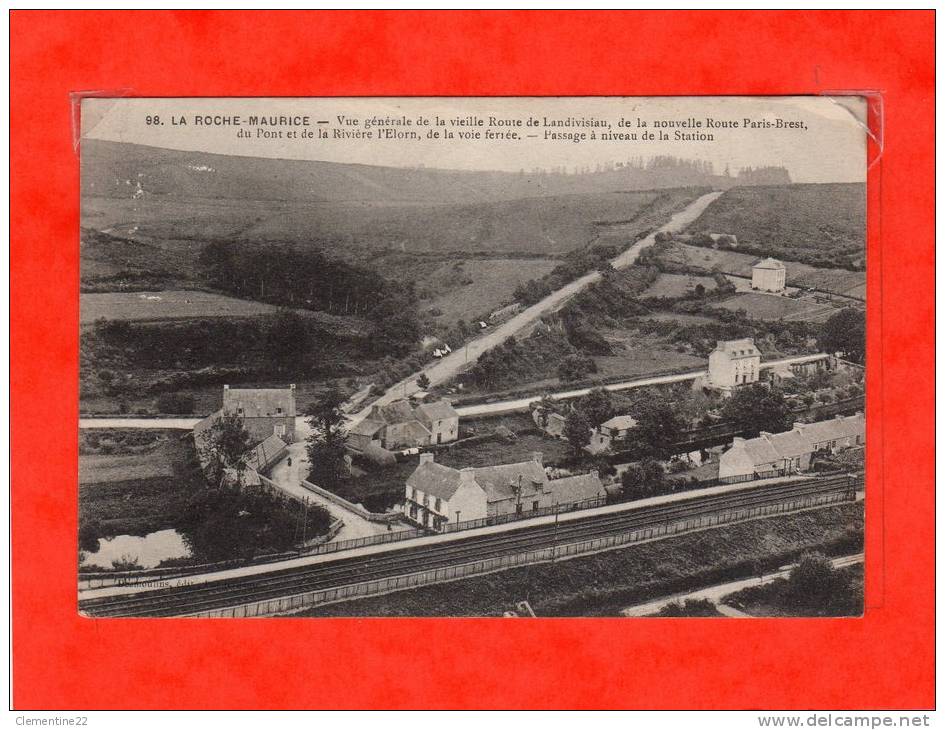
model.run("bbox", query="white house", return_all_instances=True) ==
[718,412,864,481]
[403,453,604,530]
[587,414,638,454]
[752,258,787,293]
[707,338,761,390]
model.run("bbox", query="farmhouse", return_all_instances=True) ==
[587,414,638,454]
[403,452,604,530]
[718,412,864,481]
[222,384,296,443]
[751,257,787,293]
[349,398,459,453]
[707,338,761,390]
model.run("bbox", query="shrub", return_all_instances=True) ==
[155,392,196,414]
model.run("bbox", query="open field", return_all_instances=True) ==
[685,183,866,270]
[662,242,866,299]
[298,502,863,617]
[642,272,719,298]
[420,258,559,324]
[81,290,281,324]
[79,453,175,485]
[715,292,840,322]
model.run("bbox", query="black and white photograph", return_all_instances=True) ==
[76,96,867,619]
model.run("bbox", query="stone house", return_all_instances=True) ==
[222,384,296,443]
[707,338,761,391]
[587,414,638,454]
[349,398,459,453]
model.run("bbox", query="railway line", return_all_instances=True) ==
[79,475,856,618]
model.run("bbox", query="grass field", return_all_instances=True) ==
[642,272,719,298]
[80,290,281,324]
[420,258,559,324]
[297,502,864,617]
[662,242,866,299]
[79,430,204,537]
[685,183,866,270]
[715,292,840,322]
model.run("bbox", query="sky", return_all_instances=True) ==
[83,96,868,183]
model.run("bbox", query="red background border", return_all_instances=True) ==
[10,10,935,709]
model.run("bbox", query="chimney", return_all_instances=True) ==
[590,469,599,480]
[290,383,296,391]
[419,452,434,465]
[223,384,229,391]
[532,451,543,465]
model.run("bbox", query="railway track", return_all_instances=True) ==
[79,475,856,618]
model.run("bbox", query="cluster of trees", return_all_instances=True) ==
[512,244,627,307]
[719,384,794,438]
[198,242,421,357]
[820,308,866,364]
[304,389,348,489]
[466,329,578,391]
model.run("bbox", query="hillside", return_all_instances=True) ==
[81,139,741,205]
[684,183,866,270]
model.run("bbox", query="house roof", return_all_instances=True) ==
[763,429,810,459]
[223,387,295,418]
[601,415,638,431]
[416,400,459,422]
[753,257,785,271]
[739,437,782,466]
[551,473,605,505]
[244,434,289,472]
[373,400,417,425]
[713,338,759,358]
[471,461,547,502]
[406,462,466,501]
[795,414,865,444]
[349,418,384,437]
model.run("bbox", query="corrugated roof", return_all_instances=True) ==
[223,387,295,418]
[416,400,459,422]
[245,433,288,472]
[551,473,605,505]
[753,257,785,270]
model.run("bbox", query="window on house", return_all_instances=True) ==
[532,501,539,511]
[516,503,523,515]
[435,497,442,512]
[276,407,282,414]
[237,408,244,415]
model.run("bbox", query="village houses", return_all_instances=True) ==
[718,412,864,482]
[403,452,605,530]
[348,398,459,456]
[707,338,761,391]
[751,257,787,293]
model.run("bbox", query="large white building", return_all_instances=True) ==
[707,338,761,390]
[751,257,787,293]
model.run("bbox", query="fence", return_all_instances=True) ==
[441,496,608,533]
[186,483,854,618]
[299,478,401,524]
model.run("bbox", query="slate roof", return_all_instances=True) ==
[471,461,547,502]
[713,338,759,359]
[349,418,384,437]
[223,387,295,418]
[763,429,811,459]
[416,400,459,422]
[601,415,638,431]
[373,400,418,425]
[551,473,605,505]
[739,437,782,466]
[795,414,865,445]
[753,257,785,271]
[406,462,467,501]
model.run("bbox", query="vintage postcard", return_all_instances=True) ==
[77,96,867,618]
